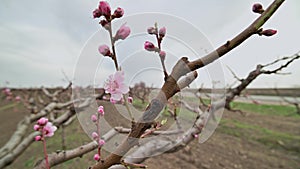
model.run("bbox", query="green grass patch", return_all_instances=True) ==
[219,119,300,155]
[230,102,298,117]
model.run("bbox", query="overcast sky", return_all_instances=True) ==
[0,0,299,88]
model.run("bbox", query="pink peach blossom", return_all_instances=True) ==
[93,8,102,18]
[104,71,129,101]
[43,122,57,137]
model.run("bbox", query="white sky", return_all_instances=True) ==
[0,0,299,88]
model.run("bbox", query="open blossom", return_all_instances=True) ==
[43,122,57,137]
[114,23,131,41]
[98,1,111,17]
[104,71,129,101]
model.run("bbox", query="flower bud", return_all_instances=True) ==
[112,7,124,18]
[34,124,40,131]
[93,8,102,18]
[99,139,105,146]
[98,45,111,57]
[37,117,48,126]
[144,41,156,51]
[92,132,99,140]
[98,1,111,17]
[100,20,110,30]
[261,29,277,37]
[93,154,100,161]
[110,98,116,104]
[127,96,133,104]
[114,24,131,41]
[147,27,157,35]
[15,96,21,102]
[91,114,98,122]
[97,105,105,116]
[252,3,264,14]
[159,27,166,38]
[35,135,42,141]
[159,51,166,60]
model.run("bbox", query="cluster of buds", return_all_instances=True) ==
[144,24,167,61]
[93,1,124,20]
[34,117,57,141]
[91,105,106,161]
[94,1,131,58]
[2,88,21,102]
[252,3,277,37]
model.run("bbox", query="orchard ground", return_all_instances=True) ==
[0,89,299,169]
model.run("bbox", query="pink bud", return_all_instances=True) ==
[110,98,116,104]
[34,124,40,131]
[115,24,131,40]
[113,7,124,18]
[127,96,133,104]
[35,135,42,141]
[92,132,99,140]
[159,27,166,38]
[99,139,105,146]
[100,20,110,30]
[98,45,111,57]
[93,154,100,161]
[98,1,111,17]
[97,106,105,116]
[261,29,277,36]
[159,51,166,60]
[91,114,98,122]
[37,117,48,126]
[144,41,156,51]
[93,8,102,18]
[15,96,21,102]
[147,27,157,35]
[252,3,264,14]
